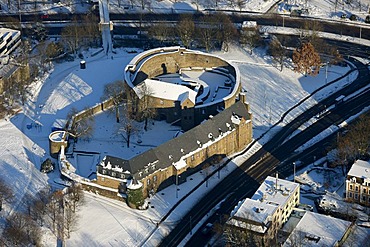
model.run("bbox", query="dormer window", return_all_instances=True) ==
[138,172,143,177]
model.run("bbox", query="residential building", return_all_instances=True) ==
[0,28,25,94]
[226,175,300,246]
[283,211,352,247]
[345,159,370,206]
[0,28,21,56]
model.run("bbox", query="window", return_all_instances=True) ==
[354,194,358,199]
[153,175,157,182]
[102,169,106,175]
[350,184,353,190]
[363,188,367,193]
[355,186,359,192]
[362,196,366,201]
[120,174,125,179]
[191,155,194,161]
[111,172,116,177]
[147,178,150,186]
[349,192,352,198]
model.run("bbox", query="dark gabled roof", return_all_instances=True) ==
[100,155,131,172]
[101,101,251,178]
[151,100,250,168]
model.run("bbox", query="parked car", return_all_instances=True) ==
[349,14,358,21]
[365,15,370,24]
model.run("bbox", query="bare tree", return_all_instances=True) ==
[197,15,219,52]
[61,16,81,54]
[216,13,238,52]
[148,21,174,45]
[66,183,85,212]
[269,38,286,71]
[82,13,101,48]
[46,42,64,59]
[3,212,41,246]
[64,204,78,239]
[117,106,139,148]
[177,14,195,48]
[334,114,370,172]
[240,29,261,54]
[67,107,95,141]
[101,80,126,123]
[0,178,14,211]
[292,42,321,76]
[46,190,64,233]
[137,83,156,131]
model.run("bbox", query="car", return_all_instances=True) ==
[201,223,213,235]
[349,14,358,21]
[365,15,370,24]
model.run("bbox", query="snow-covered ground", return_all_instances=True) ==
[1,40,366,246]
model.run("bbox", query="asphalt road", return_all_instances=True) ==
[160,58,370,247]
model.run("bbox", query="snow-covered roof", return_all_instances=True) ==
[348,160,370,179]
[134,79,197,104]
[242,21,257,29]
[173,159,187,170]
[127,178,143,190]
[284,212,351,247]
[232,198,278,229]
[251,176,300,209]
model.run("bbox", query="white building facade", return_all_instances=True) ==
[227,175,300,245]
[345,159,370,206]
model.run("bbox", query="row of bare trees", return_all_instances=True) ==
[332,114,370,174]
[0,181,84,246]
[148,13,237,52]
[60,14,101,55]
